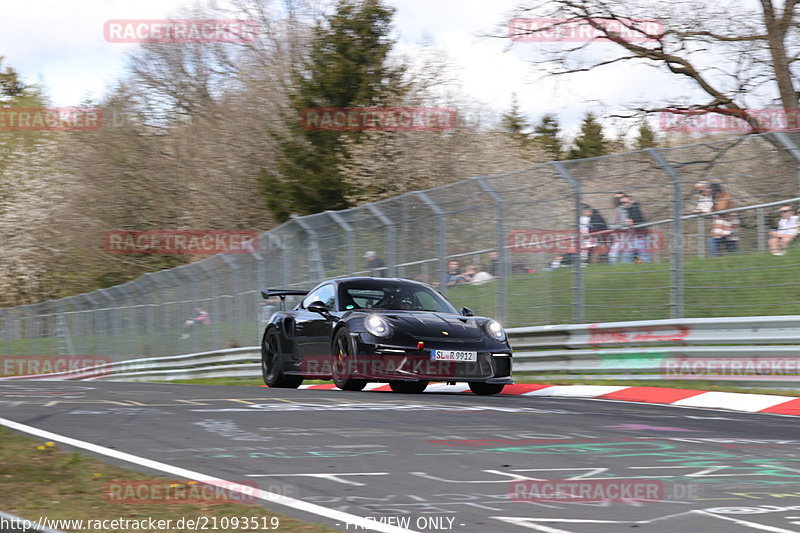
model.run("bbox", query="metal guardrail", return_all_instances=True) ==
[3,316,799,387]
[0,347,260,382]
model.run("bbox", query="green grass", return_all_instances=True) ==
[446,248,800,325]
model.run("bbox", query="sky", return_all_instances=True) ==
[1,0,740,138]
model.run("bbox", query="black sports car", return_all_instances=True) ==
[260,277,513,395]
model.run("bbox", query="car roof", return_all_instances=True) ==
[328,277,435,288]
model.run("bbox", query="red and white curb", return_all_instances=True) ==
[282,383,800,416]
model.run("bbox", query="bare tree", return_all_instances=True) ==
[506,0,800,131]
[340,109,549,204]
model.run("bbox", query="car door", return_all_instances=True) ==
[296,283,337,359]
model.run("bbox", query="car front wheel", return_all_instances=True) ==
[332,328,368,392]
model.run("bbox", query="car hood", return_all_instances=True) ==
[379,312,483,339]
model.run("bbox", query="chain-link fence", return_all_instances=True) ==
[3,132,800,360]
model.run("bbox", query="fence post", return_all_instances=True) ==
[757,207,766,252]
[647,148,684,319]
[160,270,183,356]
[697,217,705,258]
[96,289,115,360]
[326,210,355,275]
[290,215,326,283]
[197,263,217,350]
[175,266,201,355]
[221,255,244,348]
[416,191,448,290]
[549,161,584,324]
[366,204,397,277]
[112,286,131,358]
[251,250,266,339]
[473,176,507,323]
[770,132,800,196]
[141,273,160,357]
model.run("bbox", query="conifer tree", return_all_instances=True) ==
[568,112,608,159]
[259,0,405,221]
[635,120,657,149]
[532,114,563,160]
[500,94,530,144]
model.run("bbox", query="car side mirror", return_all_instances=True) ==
[307,301,333,319]
[460,307,474,317]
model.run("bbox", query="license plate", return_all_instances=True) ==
[431,350,477,362]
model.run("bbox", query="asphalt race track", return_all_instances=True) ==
[2,381,800,533]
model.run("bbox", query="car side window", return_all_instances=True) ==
[303,284,336,310]
[415,291,439,311]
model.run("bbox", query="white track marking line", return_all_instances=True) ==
[0,416,418,533]
[695,511,800,533]
[491,511,800,533]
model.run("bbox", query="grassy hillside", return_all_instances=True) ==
[446,248,800,326]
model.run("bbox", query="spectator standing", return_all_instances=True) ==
[708,183,738,255]
[709,214,739,255]
[579,206,593,265]
[692,181,714,214]
[622,195,651,263]
[710,182,733,211]
[364,251,387,277]
[446,260,463,286]
[607,193,630,264]
[769,205,799,256]
[588,205,609,263]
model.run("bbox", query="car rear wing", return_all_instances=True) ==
[261,289,309,310]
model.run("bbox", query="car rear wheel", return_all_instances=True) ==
[469,382,505,396]
[262,329,302,388]
[389,380,429,393]
[332,328,368,392]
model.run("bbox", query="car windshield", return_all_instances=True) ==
[339,282,457,313]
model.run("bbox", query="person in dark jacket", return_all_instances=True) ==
[364,251,387,277]
[621,195,651,263]
[588,206,609,263]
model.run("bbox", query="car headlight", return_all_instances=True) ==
[364,315,391,337]
[485,320,506,341]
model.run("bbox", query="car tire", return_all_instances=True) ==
[469,382,505,396]
[389,380,429,394]
[262,329,302,388]
[332,328,368,392]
